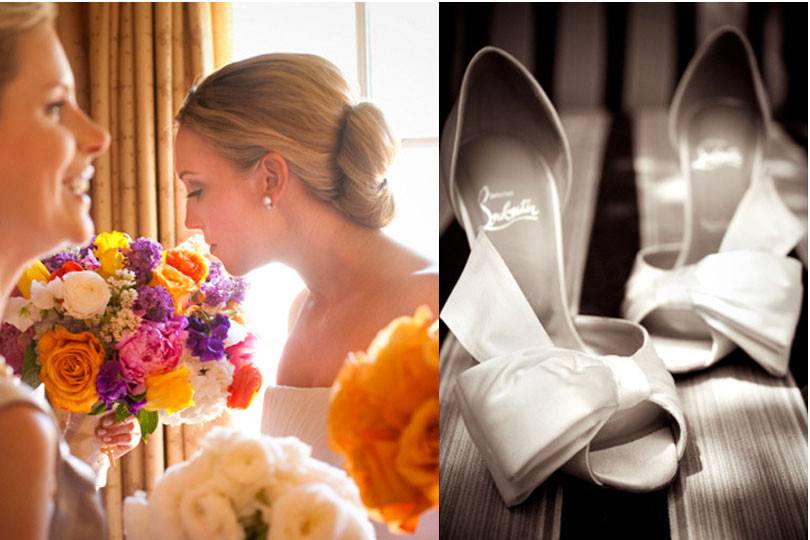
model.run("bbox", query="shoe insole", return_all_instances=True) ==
[456,133,582,350]
[680,100,760,265]
[643,102,761,370]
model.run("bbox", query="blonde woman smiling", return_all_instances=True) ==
[0,4,139,538]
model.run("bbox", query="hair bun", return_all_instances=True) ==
[334,102,398,229]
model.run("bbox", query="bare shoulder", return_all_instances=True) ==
[0,402,57,454]
[378,241,439,316]
[0,403,57,538]
[404,261,439,314]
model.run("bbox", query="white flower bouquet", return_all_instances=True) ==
[123,427,375,540]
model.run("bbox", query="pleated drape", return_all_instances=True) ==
[55,4,232,539]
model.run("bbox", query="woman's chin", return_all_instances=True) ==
[215,252,254,277]
[60,201,95,246]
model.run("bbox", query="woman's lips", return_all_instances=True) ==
[66,164,95,196]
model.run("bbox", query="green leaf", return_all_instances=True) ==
[21,342,40,388]
[88,401,107,416]
[137,409,159,442]
[240,510,269,540]
[255,488,271,507]
[114,404,132,422]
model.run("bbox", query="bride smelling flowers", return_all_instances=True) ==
[173,53,438,537]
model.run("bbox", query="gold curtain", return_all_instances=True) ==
[55,3,232,539]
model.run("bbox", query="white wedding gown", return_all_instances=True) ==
[261,386,439,539]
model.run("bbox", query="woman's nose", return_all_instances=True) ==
[184,196,201,231]
[76,108,111,159]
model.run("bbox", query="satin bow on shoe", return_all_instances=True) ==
[442,234,686,507]
[624,176,805,376]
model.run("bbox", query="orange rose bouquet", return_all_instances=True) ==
[0,232,263,440]
[328,306,439,534]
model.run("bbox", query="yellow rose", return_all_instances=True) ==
[93,231,131,277]
[17,259,50,299]
[150,263,196,314]
[144,366,194,414]
[328,306,439,534]
[38,327,105,412]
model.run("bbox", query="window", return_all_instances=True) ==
[228,3,438,432]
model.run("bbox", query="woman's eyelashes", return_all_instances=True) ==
[45,101,64,120]
[186,187,203,199]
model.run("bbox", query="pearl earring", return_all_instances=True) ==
[262,195,273,209]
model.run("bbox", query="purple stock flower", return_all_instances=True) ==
[96,360,128,408]
[201,263,228,307]
[133,286,175,322]
[0,323,33,376]
[43,246,100,273]
[126,237,163,286]
[42,251,79,273]
[230,278,248,304]
[201,262,249,307]
[78,250,101,271]
[187,313,230,362]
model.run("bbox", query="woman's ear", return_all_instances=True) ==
[259,151,289,204]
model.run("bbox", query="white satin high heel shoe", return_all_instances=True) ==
[623,27,805,377]
[440,47,686,507]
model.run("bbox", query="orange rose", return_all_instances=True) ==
[396,398,439,505]
[38,327,105,412]
[164,248,209,285]
[150,263,196,314]
[328,306,439,534]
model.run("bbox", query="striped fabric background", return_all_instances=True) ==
[440,2,807,237]
[439,3,806,131]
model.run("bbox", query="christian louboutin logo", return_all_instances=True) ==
[691,140,743,171]
[479,186,539,231]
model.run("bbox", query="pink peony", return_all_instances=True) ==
[0,323,33,376]
[117,318,187,385]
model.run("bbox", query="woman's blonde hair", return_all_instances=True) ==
[176,53,398,229]
[0,3,56,94]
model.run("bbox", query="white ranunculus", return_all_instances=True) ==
[223,439,272,483]
[268,484,375,540]
[3,296,41,331]
[143,460,203,540]
[61,271,111,319]
[178,479,243,540]
[123,429,375,540]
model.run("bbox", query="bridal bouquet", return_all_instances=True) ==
[123,427,375,540]
[328,307,439,534]
[0,231,263,439]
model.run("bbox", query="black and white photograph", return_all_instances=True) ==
[439,3,808,539]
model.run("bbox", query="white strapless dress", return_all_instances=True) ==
[261,386,439,540]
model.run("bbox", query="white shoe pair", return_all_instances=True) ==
[440,28,804,507]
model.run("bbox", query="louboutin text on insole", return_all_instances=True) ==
[479,186,539,232]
